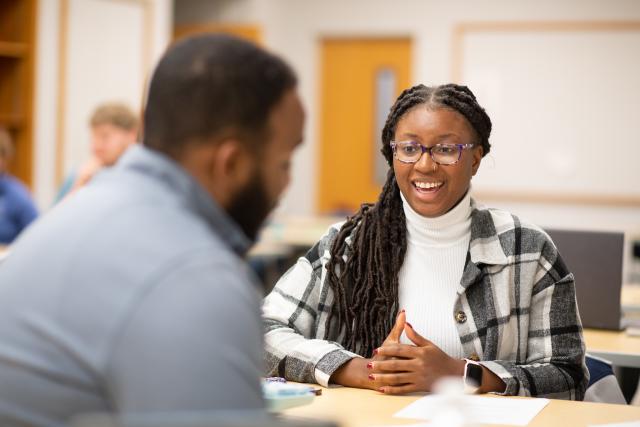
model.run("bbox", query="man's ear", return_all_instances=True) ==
[209,138,253,186]
[177,138,254,210]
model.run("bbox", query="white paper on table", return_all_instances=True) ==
[589,421,640,427]
[394,395,549,426]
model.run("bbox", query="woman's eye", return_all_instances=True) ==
[437,145,456,155]
[402,145,418,154]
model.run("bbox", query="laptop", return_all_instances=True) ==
[545,228,625,331]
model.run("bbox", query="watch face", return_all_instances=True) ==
[465,362,483,387]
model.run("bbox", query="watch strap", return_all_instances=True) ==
[463,359,482,394]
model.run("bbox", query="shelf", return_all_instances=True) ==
[0,41,28,58]
[0,0,36,187]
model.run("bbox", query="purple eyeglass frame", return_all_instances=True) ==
[390,141,475,165]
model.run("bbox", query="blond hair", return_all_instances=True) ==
[89,102,139,131]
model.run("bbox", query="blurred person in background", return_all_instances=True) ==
[0,34,304,426]
[56,102,139,201]
[0,127,38,245]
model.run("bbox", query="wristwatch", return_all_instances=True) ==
[463,359,483,394]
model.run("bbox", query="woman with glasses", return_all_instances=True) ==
[263,84,588,399]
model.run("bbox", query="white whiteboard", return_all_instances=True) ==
[460,29,640,199]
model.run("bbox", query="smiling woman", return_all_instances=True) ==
[263,84,588,401]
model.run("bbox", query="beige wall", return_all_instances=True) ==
[33,0,173,208]
[175,0,640,236]
[32,0,640,234]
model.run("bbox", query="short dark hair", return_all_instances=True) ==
[143,34,297,157]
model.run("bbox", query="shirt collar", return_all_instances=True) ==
[117,145,252,256]
[467,198,509,266]
[400,190,472,246]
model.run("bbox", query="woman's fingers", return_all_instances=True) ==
[368,358,412,373]
[384,309,406,344]
[378,383,418,395]
[374,343,421,359]
[404,322,431,347]
[368,371,414,387]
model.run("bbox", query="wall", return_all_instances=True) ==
[33,0,173,208]
[33,0,61,210]
[174,0,640,235]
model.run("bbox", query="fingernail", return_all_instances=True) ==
[406,322,413,328]
[368,374,375,381]
[372,348,379,355]
[378,387,385,393]
[400,309,405,313]
[366,362,374,369]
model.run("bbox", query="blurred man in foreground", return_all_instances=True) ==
[0,34,304,426]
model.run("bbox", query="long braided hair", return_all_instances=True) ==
[325,83,493,357]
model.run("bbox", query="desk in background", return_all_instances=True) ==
[585,328,640,369]
[252,215,343,256]
[584,326,640,402]
[249,216,343,290]
[583,285,640,370]
[283,385,640,427]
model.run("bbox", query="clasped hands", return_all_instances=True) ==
[331,309,466,394]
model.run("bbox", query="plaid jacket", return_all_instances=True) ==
[263,200,589,400]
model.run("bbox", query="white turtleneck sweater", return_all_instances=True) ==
[397,190,472,359]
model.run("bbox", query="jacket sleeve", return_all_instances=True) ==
[482,237,589,400]
[262,226,359,387]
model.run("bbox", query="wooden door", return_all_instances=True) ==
[318,38,411,214]
[174,24,261,45]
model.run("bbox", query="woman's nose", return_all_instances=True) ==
[414,149,437,173]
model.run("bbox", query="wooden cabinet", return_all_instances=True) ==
[0,0,36,187]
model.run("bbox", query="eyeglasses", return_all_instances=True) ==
[390,141,475,165]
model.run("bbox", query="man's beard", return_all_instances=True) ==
[226,167,275,242]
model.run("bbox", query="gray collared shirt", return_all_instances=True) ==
[0,145,264,427]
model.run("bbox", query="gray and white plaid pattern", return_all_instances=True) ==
[263,199,588,399]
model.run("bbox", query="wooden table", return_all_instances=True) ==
[283,385,640,427]
[249,215,341,260]
[584,328,640,368]
[253,215,342,252]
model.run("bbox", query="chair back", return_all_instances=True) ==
[584,355,626,404]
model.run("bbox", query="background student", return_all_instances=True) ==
[0,127,38,245]
[56,102,139,201]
